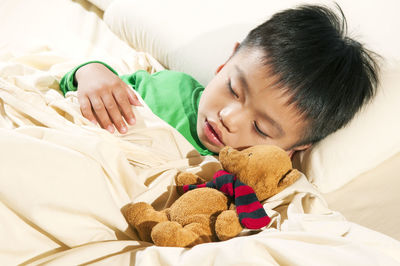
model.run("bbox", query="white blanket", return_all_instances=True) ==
[1,48,400,266]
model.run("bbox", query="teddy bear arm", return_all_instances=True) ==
[215,210,243,241]
[175,172,206,186]
[175,172,208,195]
[278,169,301,189]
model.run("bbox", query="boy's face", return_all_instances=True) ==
[197,45,310,155]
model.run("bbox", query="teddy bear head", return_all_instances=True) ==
[218,145,301,201]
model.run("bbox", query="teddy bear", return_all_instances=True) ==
[124,145,301,247]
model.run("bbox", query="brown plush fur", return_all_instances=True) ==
[124,145,301,247]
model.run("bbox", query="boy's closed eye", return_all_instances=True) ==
[227,78,270,138]
[227,79,239,98]
[253,121,269,138]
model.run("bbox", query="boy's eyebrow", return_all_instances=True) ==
[235,65,250,95]
[235,65,285,138]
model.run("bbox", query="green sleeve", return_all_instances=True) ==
[59,61,119,96]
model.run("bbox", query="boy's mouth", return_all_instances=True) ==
[204,119,224,147]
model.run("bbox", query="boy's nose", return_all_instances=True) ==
[219,103,245,133]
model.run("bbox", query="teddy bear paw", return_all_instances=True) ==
[124,202,168,242]
[175,172,205,186]
[215,210,243,241]
[151,221,209,247]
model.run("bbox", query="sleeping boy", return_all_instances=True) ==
[59,4,379,157]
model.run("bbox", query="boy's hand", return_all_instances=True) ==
[75,63,142,134]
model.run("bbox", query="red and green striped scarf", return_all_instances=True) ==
[183,170,271,229]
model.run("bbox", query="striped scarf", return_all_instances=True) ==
[183,170,271,229]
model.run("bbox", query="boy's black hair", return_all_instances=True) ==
[240,4,380,147]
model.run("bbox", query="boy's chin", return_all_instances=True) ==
[207,146,222,154]
[199,139,223,154]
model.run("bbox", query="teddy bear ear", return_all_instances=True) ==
[277,169,301,188]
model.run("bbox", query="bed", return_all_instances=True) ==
[1,0,399,265]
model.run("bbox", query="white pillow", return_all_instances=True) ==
[294,63,400,192]
[104,0,400,192]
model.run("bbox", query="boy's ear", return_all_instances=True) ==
[287,143,312,158]
[215,42,241,75]
[215,63,225,74]
[232,41,240,52]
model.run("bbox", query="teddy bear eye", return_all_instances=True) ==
[248,153,253,157]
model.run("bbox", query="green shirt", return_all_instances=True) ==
[59,61,214,156]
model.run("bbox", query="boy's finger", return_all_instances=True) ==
[126,86,142,106]
[101,94,128,134]
[113,90,136,126]
[78,96,97,125]
[89,95,115,133]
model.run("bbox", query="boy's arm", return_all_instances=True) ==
[59,61,118,95]
[60,62,141,134]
